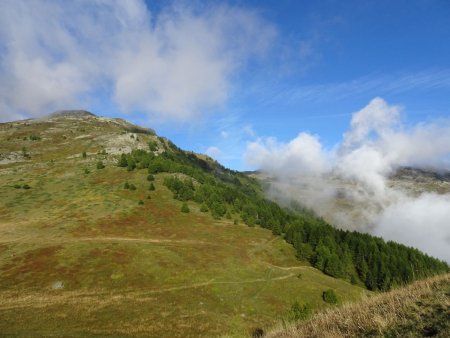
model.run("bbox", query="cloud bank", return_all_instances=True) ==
[0,0,275,122]
[246,97,450,262]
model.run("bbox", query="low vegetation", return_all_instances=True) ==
[180,202,190,213]
[13,183,31,189]
[267,273,450,338]
[96,160,105,169]
[29,134,41,141]
[288,301,313,321]
[322,289,339,304]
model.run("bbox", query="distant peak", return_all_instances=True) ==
[49,110,96,118]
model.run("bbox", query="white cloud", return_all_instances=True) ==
[375,193,450,263]
[0,0,276,122]
[206,146,221,159]
[246,132,329,176]
[245,97,450,261]
[342,97,401,149]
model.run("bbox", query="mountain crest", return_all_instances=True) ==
[49,110,96,118]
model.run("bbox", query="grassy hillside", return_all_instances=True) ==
[266,272,450,338]
[0,112,447,337]
[0,113,367,337]
[115,140,447,292]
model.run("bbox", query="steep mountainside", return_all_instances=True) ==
[0,112,366,337]
[0,112,447,337]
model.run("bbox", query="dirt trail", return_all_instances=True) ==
[0,235,217,246]
[79,236,214,246]
[263,262,313,271]
[143,272,297,294]
[0,272,299,307]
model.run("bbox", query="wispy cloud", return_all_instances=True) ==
[252,69,450,107]
[205,146,222,159]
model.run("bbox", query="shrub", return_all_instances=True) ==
[251,328,264,338]
[124,182,130,189]
[147,174,155,181]
[22,146,30,159]
[138,200,144,205]
[181,202,190,213]
[148,183,155,191]
[118,154,128,167]
[30,135,41,141]
[148,140,158,151]
[22,184,31,189]
[127,159,136,171]
[129,183,136,191]
[322,289,339,304]
[289,301,313,321]
[82,151,87,158]
[14,184,21,189]
[96,161,105,169]
[200,204,208,212]
[210,201,226,218]
[84,168,90,174]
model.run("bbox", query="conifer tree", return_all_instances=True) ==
[181,202,190,213]
[96,161,105,169]
[118,154,128,167]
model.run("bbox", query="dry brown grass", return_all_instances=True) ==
[266,273,450,338]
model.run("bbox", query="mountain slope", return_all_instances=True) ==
[0,112,447,337]
[0,112,367,337]
[267,272,450,338]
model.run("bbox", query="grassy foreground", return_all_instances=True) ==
[266,272,450,338]
[0,115,367,337]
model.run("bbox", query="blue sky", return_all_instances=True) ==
[0,0,449,170]
[149,0,450,169]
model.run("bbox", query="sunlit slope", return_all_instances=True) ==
[0,114,366,337]
[267,273,450,338]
